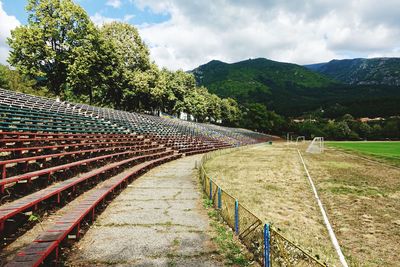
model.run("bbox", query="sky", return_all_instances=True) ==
[1,0,400,70]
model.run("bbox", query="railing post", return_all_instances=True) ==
[264,224,270,267]
[235,199,239,235]
[203,172,206,190]
[217,187,222,209]
[209,179,212,200]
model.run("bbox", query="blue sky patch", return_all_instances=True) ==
[2,0,170,26]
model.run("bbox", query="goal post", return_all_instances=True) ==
[306,137,324,153]
[296,136,305,145]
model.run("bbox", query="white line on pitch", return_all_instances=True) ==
[297,149,349,267]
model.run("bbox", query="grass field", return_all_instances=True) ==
[327,141,400,166]
[204,142,400,266]
[204,144,341,266]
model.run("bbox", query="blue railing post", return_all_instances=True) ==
[264,224,270,267]
[209,179,212,200]
[217,187,222,209]
[235,199,239,235]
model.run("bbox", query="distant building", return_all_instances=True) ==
[358,117,385,122]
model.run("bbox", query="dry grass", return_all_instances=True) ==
[204,143,341,266]
[300,143,400,266]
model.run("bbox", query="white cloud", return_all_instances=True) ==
[90,12,121,26]
[0,1,20,65]
[133,0,400,70]
[106,0,122,9]
[90,12,135,26]
[123,14,135,22]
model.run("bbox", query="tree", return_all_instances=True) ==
[8,0,96,97]
[100,22,150,73]
[0,65,8,89]
[162,70,196,115]
[351,121,372,139]
[382,120,399,138]
[182,87,209,122]
[99,22,152,109]
[0,64,50,96]
[370,124,383,139]
[206,93,222,121]
[323,120,358,140]
[240,103,285,133]
[67,28,120,105]
[220,98,241,126]
[241,103,271,132]
[297,121,326,139]
[123,63,164,112]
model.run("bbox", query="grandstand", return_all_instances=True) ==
[0,88,273,266]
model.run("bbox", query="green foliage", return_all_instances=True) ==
[26,212,44,230]
[194,58,333,91]
[6,2,240,124]
[220,98,241,126]
[203,198,213,208]
[192,58,400,127]
[8,0,97,96]
[323,121,355,140]
[202,196,250,266]
[100,22,150,72]
[182,87,209,122]
[28,213,40,222]
[99,22,152,109]
[66,24,118,105]
[161,69,196,114]
[292,116,400,141]
[0,65,8,88]
[192,58,336,113]
[0,64,51,96]
[241,103,285,133]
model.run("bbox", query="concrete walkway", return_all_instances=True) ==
[66,154,224,266]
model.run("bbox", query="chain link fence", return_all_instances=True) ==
[199,148,327,267]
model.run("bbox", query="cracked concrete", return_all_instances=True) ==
[66,154,224,267]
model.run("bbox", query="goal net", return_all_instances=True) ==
[306,137,324,153]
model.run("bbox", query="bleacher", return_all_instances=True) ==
[0,88,271,266]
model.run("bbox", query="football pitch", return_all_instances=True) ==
[327,141,400,166]
[204,142,400,266]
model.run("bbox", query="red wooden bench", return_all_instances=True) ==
[0,147,167,193]
[1,143,159,180]
[0,131,142,142]
[0,150,174,234]
[0,135,146,149]
[5,153,181,267]
[0,139,152,159]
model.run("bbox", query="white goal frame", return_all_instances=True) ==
[306,137,324,153]
[296,136,305,145]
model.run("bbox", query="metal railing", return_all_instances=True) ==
[199,149,327,267]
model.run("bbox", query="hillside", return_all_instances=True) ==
[192,58,400,117]
[191,58,335,115]
[305,57,400,86]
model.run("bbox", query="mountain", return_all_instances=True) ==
[192,58,400,117]
[191,58,336,115]
[304,57,400,86]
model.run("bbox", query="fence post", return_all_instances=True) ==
[203,172,206,191]
[264,224,270,267]
[235,199,239,235]
[209,179,212,200]
[217,187,222,209]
